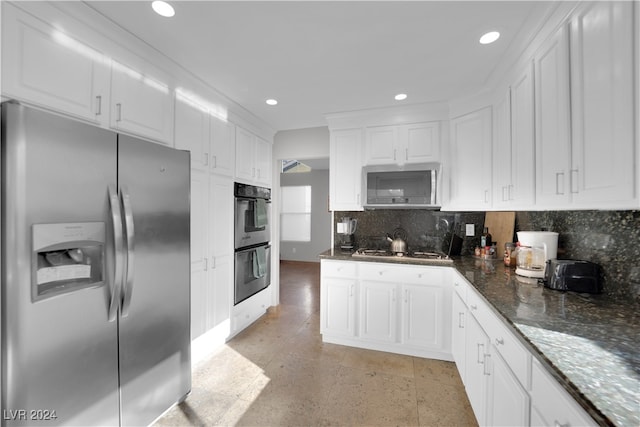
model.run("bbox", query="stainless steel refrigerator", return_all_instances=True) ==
[1,102,191,426]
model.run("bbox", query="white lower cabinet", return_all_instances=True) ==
[530,359,596,427]
[452,271,596,427]
[320,260,451,359]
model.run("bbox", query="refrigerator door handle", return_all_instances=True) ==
[120,186,136,317]
[108,185,124,322]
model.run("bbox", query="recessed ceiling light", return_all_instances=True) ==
[266,99,278,106]
[395,93,408,101]
[479,31,500,45]
[152,1,175,18]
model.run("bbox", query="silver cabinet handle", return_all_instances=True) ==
[116,103,122,122]
[495,337,504,346]
[570,169,579,193]
[502,186,508,201]
[120,186,135,318]
[393,149,397,161]
[405,148,408,161]
[470,304,477,310]
[477,343,484,364]
[484,190,489,203]
[458,312,464,328]
[95,95,102,116]
[204,257,208,271]
[556,172,565,195]
[212,155,217,169]
[483,353,491,375]
[107,185,124,322]
[204,152,209,166]
[211,257,216,269]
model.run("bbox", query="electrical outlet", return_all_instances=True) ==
[466,224,475,237]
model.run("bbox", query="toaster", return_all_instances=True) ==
[543,259,603,294]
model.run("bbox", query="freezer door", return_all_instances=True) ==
[1,103,120,426]
[116,135,191,426]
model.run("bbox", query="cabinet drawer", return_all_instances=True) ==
[359,262,446,285]
[483,310,530,387]
[530,359,596,427]
[321,260,357,278]
[452,272,468,302]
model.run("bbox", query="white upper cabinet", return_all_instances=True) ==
[110,59,174,145]
[364,122,440,166]
[447,107,493,210]
[492,89,513,210]
[235,126,271,186]
[330,129,364,211]
[569,1,636,208]
[534,25,572,208]
[174,97,209,170]
[2,3,110,124]
[494,62,536,210]
[210,116,236,177]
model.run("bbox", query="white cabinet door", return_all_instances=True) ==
[364,123,440,166]
[174,97,209,171]
[235,126,255,183]
[492,89,513,209]
[190,169,209,339]
[210,116,235,177]
[365,126,397,165]
[464,313,488,426]
[510,62,536,207]
[209,176,233,329]
[321,277,357,338]
[451,292,467,382]
[403,122,440,163]
[209,254,232,329]
[569,1,635,207]
[330,129,363,211]
[401,284,446,351]
[255,137,272,186]
[447,107,493,210]
[359,280,397,343]
[485,349,530,427]
[110,60,174,145]
[535,25,571,207]
[2,4,109,124]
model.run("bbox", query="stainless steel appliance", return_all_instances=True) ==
[1,102,191,426]
[352,248,453,264]
[362,163,440,209]
[234,182,271,248]
[234,183,271,305]
[544,259,603,293]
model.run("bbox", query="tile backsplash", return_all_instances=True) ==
[334,209,640,301]
[517,210,640,301]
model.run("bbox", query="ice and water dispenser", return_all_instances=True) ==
[32,222,105,301]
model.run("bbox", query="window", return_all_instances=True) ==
[280,185,311,242]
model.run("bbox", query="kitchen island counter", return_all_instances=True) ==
[319,249,640,426]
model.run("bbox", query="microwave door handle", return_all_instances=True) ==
[107,185,124,322]
[431,170,437,205]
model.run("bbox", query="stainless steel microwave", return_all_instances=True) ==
[362,163,440,209]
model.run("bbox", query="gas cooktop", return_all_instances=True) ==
[352,248,453,264]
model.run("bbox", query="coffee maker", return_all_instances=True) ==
[515,231,559,278]
[337,217,357,252]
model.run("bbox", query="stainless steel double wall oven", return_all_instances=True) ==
[234,182,271,304]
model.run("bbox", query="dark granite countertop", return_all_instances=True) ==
[319,249,640,426]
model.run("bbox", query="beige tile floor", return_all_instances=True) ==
[155,261,477,426]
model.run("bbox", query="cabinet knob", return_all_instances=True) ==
[417,273,423,278]
[495,337,504,346]
[470,304,478,310]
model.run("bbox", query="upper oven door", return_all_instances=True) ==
[234,197,271,249]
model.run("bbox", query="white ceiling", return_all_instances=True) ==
[85,1,555,132]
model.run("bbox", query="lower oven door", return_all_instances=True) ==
[234,244,271,305]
